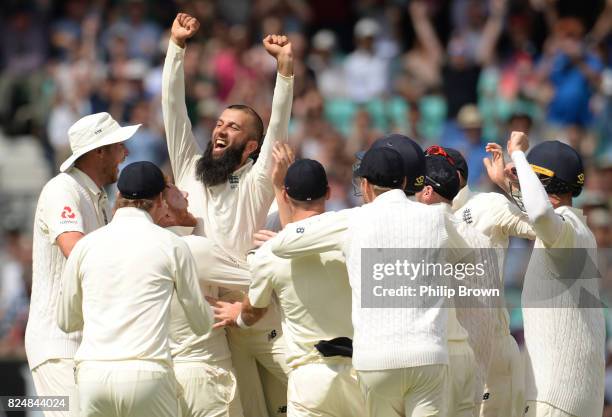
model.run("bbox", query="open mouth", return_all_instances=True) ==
[213,138,229,152]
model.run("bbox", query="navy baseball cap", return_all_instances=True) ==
[424,155,460,201]
[356,147,405,188]
[441,147,469,182]
[527,141,584,197]
[370,134,426,194]
[284,159,328,201]
[118,161,166,200]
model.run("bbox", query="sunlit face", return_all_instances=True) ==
[164,183,189,212]
[162,183,197,227]
[211,109,254,159]
[101,142,129,185]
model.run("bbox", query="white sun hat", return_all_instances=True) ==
[60,112,141,173]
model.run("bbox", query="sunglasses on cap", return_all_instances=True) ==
[425,145,456,166]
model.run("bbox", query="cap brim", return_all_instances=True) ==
[60,124,141,173]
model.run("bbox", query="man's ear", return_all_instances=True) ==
[281,189,290,204]
[244,139,259,157]
[325,186,331,201]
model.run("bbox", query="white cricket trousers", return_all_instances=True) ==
[287,358,366,417]
[31,358,79,417]
[221,290,290,417]
[76,360,179,417]
[448,341,476,417]
[479,333,524,417]
[175,359,241,417]
[357,364,448,417]
[523,401,577,417]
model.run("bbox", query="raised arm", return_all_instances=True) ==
[162,13,201,183]
[477,0,507,66]
[408,0,444,66]
[508,132,563,246]
[252,35,294,177]
[271,143,295,228]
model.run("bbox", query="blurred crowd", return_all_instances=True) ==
[0,0,611,402]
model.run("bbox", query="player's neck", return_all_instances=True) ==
[75,163,106,190]
[291,207,325,223]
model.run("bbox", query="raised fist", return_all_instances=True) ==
[263,34,292,59]
[507,131,529,155]
[171,13,200,48]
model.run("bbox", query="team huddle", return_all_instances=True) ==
[27,12,604,417]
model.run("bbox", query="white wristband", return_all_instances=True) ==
[236,313,250,329]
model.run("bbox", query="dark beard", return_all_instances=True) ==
[196,140,246,186]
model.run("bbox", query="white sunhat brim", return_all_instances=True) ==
[59,123,141,173]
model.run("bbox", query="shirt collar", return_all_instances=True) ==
[69,167,106,199]
[112,207,155,223]
[452,185,472,212]
[167,225,195,236]
[371,189,409,204]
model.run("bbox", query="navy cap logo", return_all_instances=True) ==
[414,175,424,186]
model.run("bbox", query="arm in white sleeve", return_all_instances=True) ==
[162,40,200,183]
[252,73,294,177]
[57,243,84,332]
[174,242,214,336]
[270,210,350,259]
[511,150,563,246]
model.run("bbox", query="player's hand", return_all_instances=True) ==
[171,13,200,48]
[483,142,510,192]
[271,143,295,189]
[263,34,294,76]
[253,230,278,248]
[210,299,242,329]
[263,34,292,59]
[507,131,529,155]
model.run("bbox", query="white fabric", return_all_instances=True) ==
[76,360,178,417]
[27,168,110,370]
[271,190,470,371]
[31,359,79,417]
[452,186,534,404]
[57,208,213,365]
[510,151,563,246]
[162,40,293,263]
[247,222,353,369]
[513,152,605,417]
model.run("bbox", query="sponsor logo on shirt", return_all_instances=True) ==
[229,175,239,189]
[60,206,78,224]
[296,227,305,234]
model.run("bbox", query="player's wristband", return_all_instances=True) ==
[236,313,250,329]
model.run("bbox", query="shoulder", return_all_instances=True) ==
[41,173,80,198]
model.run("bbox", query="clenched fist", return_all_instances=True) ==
[263,34,294,77]
[171,13,200,48]
[507,131,529,155]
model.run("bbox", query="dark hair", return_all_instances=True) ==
[226,104,264,145]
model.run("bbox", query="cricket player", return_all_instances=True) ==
[415,154,479,417]
[221,158,366,416]
[436,145,535,417]
[507,132,605,417]
[162,13,294,416]
[158,183,246,417]
[27,112,137,416]
[57,161,213,417]
[271,144,466,417]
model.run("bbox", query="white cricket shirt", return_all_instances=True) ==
[26,167,110,370]
[248,226,353,369]
[271,190,470,371]
[57,208,213,366]
[162,40,293,262]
